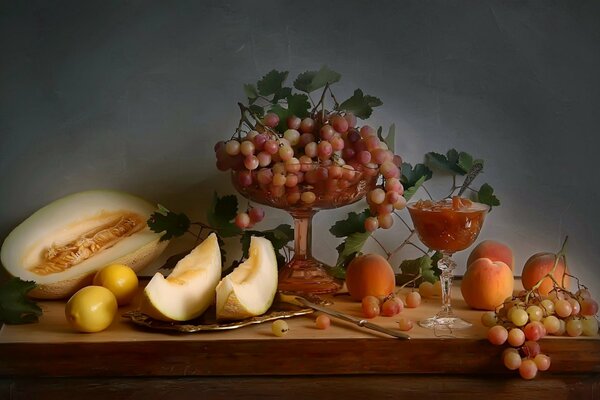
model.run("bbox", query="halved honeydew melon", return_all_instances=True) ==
[0,190,168,299]
[216,236,278,320]
[140,233,221,321]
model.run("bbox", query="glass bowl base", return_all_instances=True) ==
[278,258,341,295]
[418,315,472,330]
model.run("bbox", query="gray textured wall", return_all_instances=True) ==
[1,1,599,295]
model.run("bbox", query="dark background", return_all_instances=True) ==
[1,0,599,294]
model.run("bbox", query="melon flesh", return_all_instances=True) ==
[216,236,278,320]
[140,233,222,321]
[0,190,167,299]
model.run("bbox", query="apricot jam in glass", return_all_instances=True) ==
[407,197,489,253]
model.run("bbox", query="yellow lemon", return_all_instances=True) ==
[93,264,139,306]
[65,286,118,333]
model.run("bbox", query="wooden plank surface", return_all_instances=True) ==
[1,284,497,343]
[1,281,599,378]
[2,375,599,400]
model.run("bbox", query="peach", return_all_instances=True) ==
[521,252,569,295]
[461,258,514,310]
[345,254,395,301]
[467,240,514,271]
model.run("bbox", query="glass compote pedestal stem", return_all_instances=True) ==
[407,199,489,330]
[277,208,341,294]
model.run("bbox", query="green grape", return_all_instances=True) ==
[526,305,543,322]
[566,319,583,337]
[272,319,289,337]
[543,315,561,335]
[503,350,522,371]
[540,299,555,315]
[481,311,498,328]
[581,316,599,336]
[511,308,529,327]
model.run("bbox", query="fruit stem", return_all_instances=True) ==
[398,273,422,290]
[311,82,331,119]
[237,102,279,138]
[370,234,390,258]
[393,212,413,231]
[421,184,434,200]
[525,236,569,304]
[387,230,417,261]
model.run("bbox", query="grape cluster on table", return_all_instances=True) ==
[483,287,599,379]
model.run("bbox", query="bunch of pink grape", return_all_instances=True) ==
[484,287,599,379]
[234,206,265,229]
[214,111,406,231]
[360,291,422,331]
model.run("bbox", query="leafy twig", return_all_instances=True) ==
[387,230,418,261]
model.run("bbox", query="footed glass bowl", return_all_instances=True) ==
[232,163,378,294]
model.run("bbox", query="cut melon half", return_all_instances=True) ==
[0,190,168,299]
[140,233,221,322]
[216,236,278,320]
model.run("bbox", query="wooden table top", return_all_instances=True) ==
[1,281,599,378]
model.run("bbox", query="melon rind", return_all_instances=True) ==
[215,236,278,321]
[140,233,222,322]
[0,190,168,299]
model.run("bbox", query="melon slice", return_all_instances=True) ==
[215,236,278,320]
[0,190,167,299]
[140,233,221,321]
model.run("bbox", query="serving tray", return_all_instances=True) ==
[121,293,330,333]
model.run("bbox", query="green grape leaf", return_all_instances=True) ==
[269,104,289,133]
[269,94,311,132]
[328,265,347,280]
[158,251,189,271]
[378,124,395,152]
[257,70,289,96]
[248,104,265,118]
[147,205,191,241]
[240,224,293,258]
[206,193,242,238]
[401,163,433,188]
[244,84,259,101]
[215,233,227,269]
[240,231,252,261]
[286,94,311,119]
[402,175,427,201]
[293,66,341,93]
[338,89,383,119]
[0,278,42,324]
[426,149,476,175]
[397,253,442,286]
[477,183,500,208]
[457,152,473,173]
[329,209,370,238]
[272,87,292,104]
[401,162,432,200]
[240,224,293,268]
[335,231,371,269]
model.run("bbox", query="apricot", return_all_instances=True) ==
[345,254,395,301]
[467,240,514,271]
[521,252,569,295]
[461,258,514,310]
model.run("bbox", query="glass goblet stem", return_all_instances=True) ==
[438,252,456,317]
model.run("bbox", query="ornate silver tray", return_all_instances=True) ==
[122,293,329,333]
